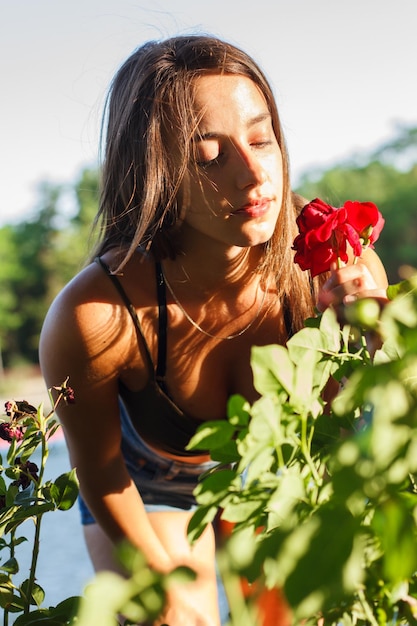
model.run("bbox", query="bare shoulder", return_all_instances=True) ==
[39,251,156,396]
[41,261,119,356]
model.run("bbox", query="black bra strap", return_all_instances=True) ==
[94,256,155,376]
[155,261,168,387]
[283,296,294,339]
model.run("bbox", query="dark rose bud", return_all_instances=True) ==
[53,377,75,404]
[63,385,75,404]
[5,401,17,418]
[0,422,24,443]
[12,458,39,489]
[4,400,36,420]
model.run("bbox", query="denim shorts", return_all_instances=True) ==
[78,401,217,524]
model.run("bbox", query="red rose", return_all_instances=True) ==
[293,198,384,277]
[344,200,385,247]
[293,198,362,277]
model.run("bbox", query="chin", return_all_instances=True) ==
[242,225,276,248]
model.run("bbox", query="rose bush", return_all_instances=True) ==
[0,384,80,625]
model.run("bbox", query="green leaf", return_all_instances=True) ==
[282,507,363,618]
[221,497,265,523]
[267,470,306,528]
[249,396,282,444]
[292,349,317,411]
[186,420,236,451]
[0,556,19,574]
[193,469,237,506]
[227,394,251,426]
[208,440,240,464]
[21,578,45,606]
[187,504,219,543]
[251,344,294,397]
[243,447,276,483]
[75,571,151,626]
[50,469,79,510]
[372,496,417,582]
[13,608,75,624]
[222,525,258,571]
[4,502,55,533]
[0,582,15,608]
[318,307,343,352]
[14,434,42,464]
[387,279,417,300]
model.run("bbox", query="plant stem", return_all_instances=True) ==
[357,588,379,626]
[300,414,321,485]
[359,332,372,365]
[24,413,48,613]
[24,514,43,613]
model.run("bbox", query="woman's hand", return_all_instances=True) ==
[317,246,389,317]
[317,261,388,313]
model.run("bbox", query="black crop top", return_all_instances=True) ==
[96,256,207,456]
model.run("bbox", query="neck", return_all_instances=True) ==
[166,245,264,294]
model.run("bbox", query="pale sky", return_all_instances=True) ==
[1,0,416,225]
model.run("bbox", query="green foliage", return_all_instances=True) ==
[75,542,194,626]
[2,286,417,625]
[185,275,417,625]
[0,389,80,625]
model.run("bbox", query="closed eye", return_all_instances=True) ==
[196,153,223,169]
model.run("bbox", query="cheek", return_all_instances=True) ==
[268,152,284,184]
[183,170,224,212]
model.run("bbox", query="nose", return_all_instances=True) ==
[234,145,266,189]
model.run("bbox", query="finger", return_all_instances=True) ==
[344,289,388,304]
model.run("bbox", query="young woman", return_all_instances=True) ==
[39,35,388,626]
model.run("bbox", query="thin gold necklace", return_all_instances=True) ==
[162,267,268,341]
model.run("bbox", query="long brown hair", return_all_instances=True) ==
[93,35,315,331]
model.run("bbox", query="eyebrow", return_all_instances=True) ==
[194,112,271,142]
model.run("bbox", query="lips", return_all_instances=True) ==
[233,198,271,218]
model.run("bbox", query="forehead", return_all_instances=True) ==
[192,74,269,131]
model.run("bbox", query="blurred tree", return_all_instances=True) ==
[0,168,100,367]
[0,224,24,376]
[8,183,61,364]
[47,168,100,291]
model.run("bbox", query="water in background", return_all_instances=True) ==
[2,439,95,618]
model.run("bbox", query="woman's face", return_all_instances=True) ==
[178,73,283,254]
